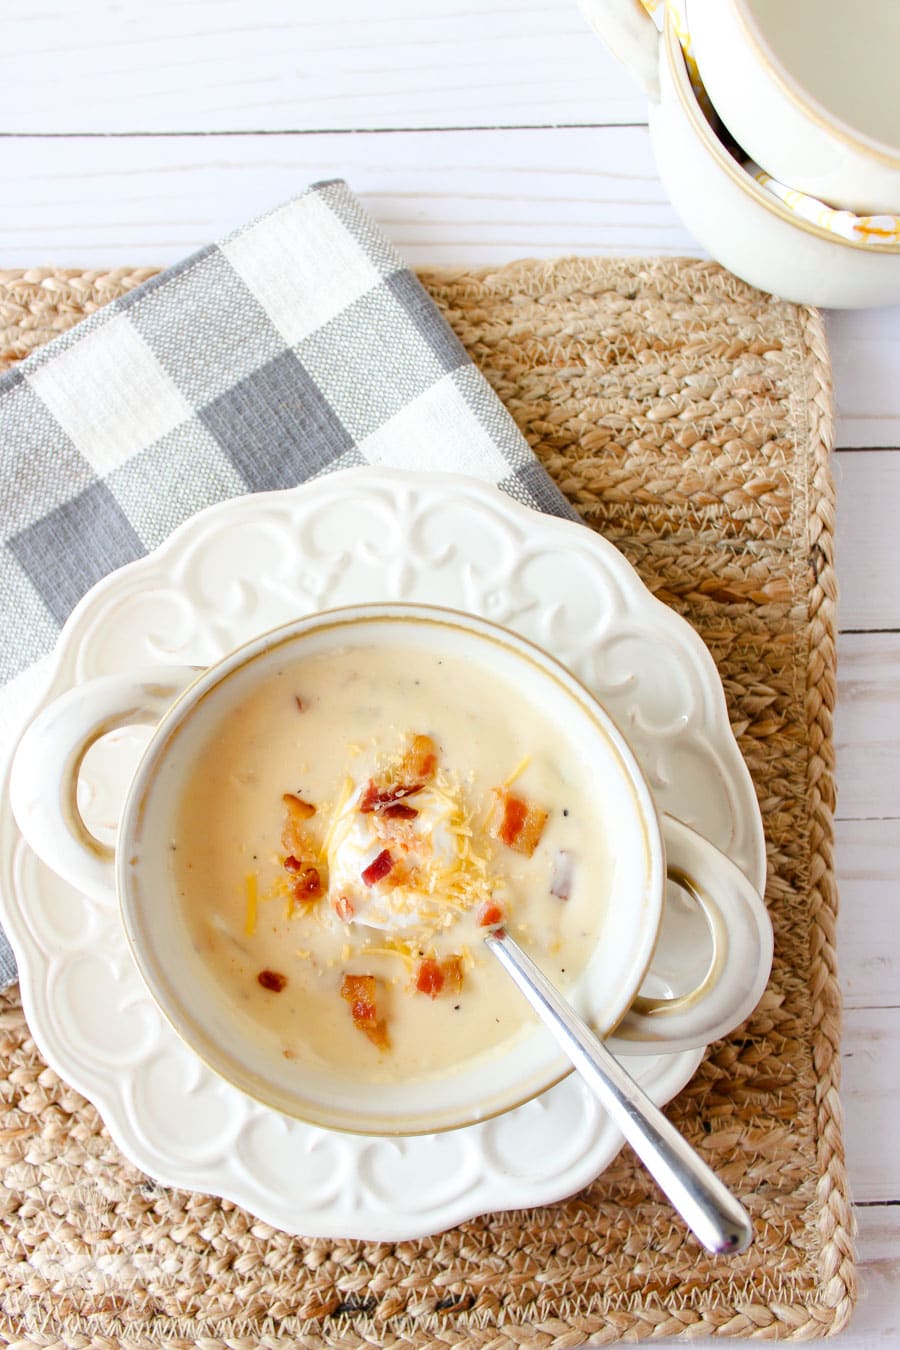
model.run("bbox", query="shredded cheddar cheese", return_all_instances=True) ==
[316,759,500,945]
[364,941,418,971]
[320,775,355,861]
[251,738,523,1040]
[503,754,532,788]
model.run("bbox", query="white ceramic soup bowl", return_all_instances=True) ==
[10,604,772,1136]
[580,0,900,215]
[579,0,900,307]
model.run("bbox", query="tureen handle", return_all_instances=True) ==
[576,0,662,100]
[9,668,198,906]
[608,814,773,1054]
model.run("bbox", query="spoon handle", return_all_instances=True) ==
[485,930,753,1255]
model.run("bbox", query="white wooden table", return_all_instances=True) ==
[2,3,898,1343]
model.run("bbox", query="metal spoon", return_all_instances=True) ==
[485,927,753,1255]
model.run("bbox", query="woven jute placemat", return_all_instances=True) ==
[0,258,854,1345]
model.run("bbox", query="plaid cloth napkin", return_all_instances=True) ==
[0,178,576,990]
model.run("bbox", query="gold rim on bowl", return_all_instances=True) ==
[733,0,900,170]
[664,13,900,256]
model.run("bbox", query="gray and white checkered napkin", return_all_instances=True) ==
[0,178,576,988]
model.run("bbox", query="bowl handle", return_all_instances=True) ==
[9,668,198,906]
[607,814,773,1054]
[576,0,662,100]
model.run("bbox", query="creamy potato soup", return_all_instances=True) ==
[173,643,611,1082]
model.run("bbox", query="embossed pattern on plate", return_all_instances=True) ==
[0,470,764,1240]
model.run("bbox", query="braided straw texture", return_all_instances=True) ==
[0,259,854,1345]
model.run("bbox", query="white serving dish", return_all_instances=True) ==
[579,0,900,307]
[689,0,900,216]
[0,468,766,1239]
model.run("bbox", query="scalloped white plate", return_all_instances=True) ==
[0,469,764,1240]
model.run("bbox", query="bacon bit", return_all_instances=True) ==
[414,954,465,998]
[283,854,303,872]
[363,1020,390,1050]
[400,734,438,782]
[441,954,464,994]
[341,972,376,1017]
[477,901,504,928]
[333,894,355,922]
[341,972,376,1022]
[341,973,390,1049]
[361,848,394,887]
[291,865,324,902]
[498,793,526,841]
[258,969,287,992]
[359,780,423,813]
[283,792,316,820]
[415,958,445,998]
[358,734,438,814]
[490,789,548,857]
[282,793,317,855]
[294,696,305,712]
[382,802,419,820]
[550,849,574,901]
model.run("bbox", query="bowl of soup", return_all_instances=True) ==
[9,603,772,1135]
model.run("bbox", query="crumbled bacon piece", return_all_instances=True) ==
[359,781,423,813]
[365,1021,390,1051]
[342,973,376,1020]
[361,848,394,887]
[258,969,287,992]
[333,894,355,922]
[291,865,324,902]
[441,954,464,994]
[499,793,526,841]
[415,955,465,999]
[283,849,323,903]
[283,792,315,819]
[477,901,504,928]
[400,734,438,782]
[415,958,445,998]
[341,973,389,1049]
[382,802,419,820]
[490,789,548,857]
[294,695,305,712]
[282,792,316,855]
[358,734,438,813]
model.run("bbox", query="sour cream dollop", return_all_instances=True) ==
[326,783,469,934]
